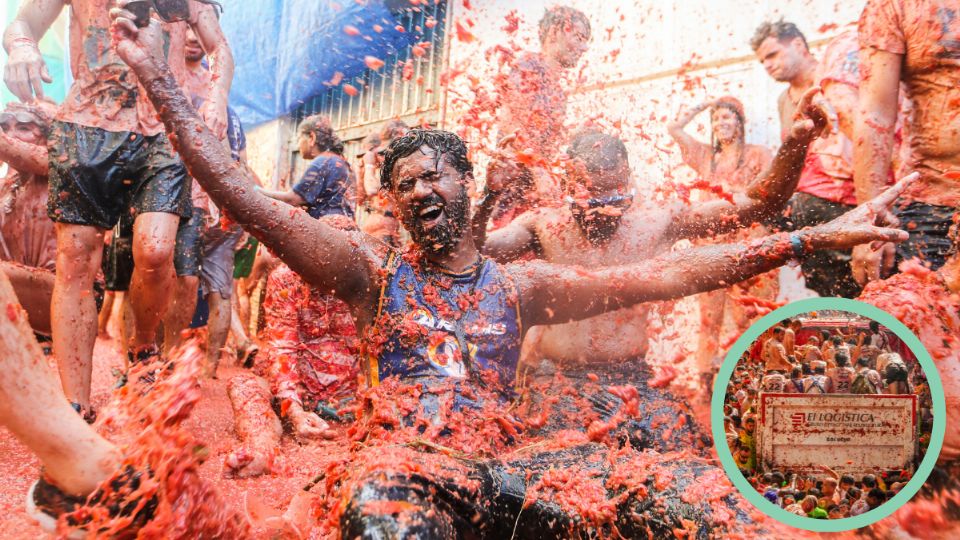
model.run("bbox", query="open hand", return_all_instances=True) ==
[3,41,51,102]
[808,172,917,251]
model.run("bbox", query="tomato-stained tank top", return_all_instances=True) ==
[367,251,523,395]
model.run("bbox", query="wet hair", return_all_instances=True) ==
[772,326,784,335]
[862,475,877,488]
[538,6,591,43]
[836,352,850,367]
[885,362,909,384]
[379,129,473,191]
[857,356,870,367]
[831,335,842,345]
[791,367,802,378]
[750,19,809,52]
[868,487,886,502]
[299,114,344,155]
[869,321,880,333]
[840,474,855,485]
[566,129,629,174]
[802,363,812,375]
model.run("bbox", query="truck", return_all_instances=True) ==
[757,393,917,474]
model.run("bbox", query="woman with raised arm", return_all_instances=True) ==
[668,97,778,388]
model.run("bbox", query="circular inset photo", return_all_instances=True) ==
[711,298,946,533]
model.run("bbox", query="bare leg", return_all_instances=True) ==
[0,268,118,496]
[206,291,233,379]
[119,294,135,366]
[98,291,116,338]
[224,374,280,478]
[128,213,179,349]
[230,297,250,350]
[51,223,104,408]
[163,275,199,352]
[0,260,54,336]
[205,292,232,378]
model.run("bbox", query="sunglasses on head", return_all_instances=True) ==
[566,189,635,210]
[0,111,42,127]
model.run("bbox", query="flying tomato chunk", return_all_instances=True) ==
[364,56,385,70]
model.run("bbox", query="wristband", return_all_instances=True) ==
[789,233,806,259]
[7,37,38,51]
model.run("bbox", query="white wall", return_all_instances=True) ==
[444,0,863,186]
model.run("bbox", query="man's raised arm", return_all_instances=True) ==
[0,130,47,176]
[189,1,234,138]
[515,174,914,328]
[109,10,377,307]
[2,0,65,101]
[851,47,902,285]
[667,88,829,241]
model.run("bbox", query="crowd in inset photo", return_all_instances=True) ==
[723,315,935,519]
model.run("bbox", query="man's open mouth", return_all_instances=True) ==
[418,204,444,228]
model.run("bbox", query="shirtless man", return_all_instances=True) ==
[783,318,801,357]
[111,9,910,534]
[477,91,830,399]
[764,327,793,374]
[853,0,960,283]
[2,0,233,416]
[492,5,590,224]
[751,20,863,297]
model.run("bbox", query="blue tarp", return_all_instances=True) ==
[221,0,415,127]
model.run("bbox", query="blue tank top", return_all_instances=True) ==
[368,252,523,394]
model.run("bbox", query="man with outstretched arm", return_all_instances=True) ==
[474,88,826,415]
[109,6,914,535]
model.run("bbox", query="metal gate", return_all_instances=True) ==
[287,0,449,183]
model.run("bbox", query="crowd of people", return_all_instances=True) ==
[722,316,935,519]
[0,0,956,537]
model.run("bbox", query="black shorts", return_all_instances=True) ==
[340,445,753,539]
[101,207,205,292]
[779,192,861,298]
[519,358,710,454]
[894,200,955,271]
[47,121,191,229]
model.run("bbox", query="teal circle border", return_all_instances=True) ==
[710,297,947,532]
